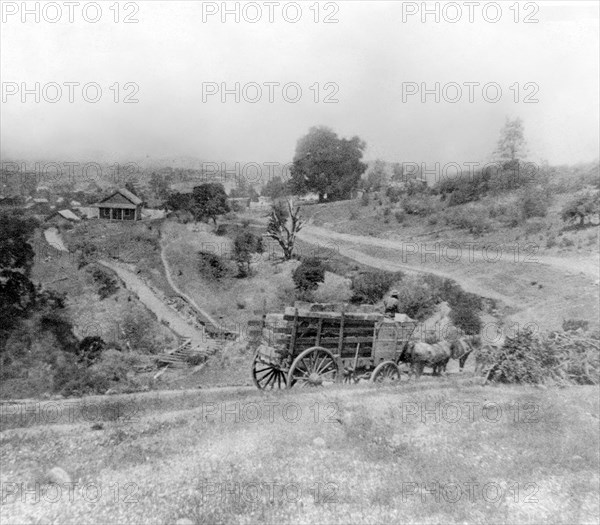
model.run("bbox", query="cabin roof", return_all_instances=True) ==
[96,188,142,206]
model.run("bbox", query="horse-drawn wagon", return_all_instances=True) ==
[250,304,417,389]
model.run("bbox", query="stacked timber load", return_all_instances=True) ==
[283,305,382,358]
[262,313,291,348]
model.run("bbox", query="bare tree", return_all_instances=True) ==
[266,200,304,260]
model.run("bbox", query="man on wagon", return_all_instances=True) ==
[384,289,400,318]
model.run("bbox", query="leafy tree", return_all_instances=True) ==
[290,126,367,202]
[293,257,326,293]
[493,117,528,163]
[561,189,600,226]
[164,191,193,212]
[233,231,263,277]
[0,213,38,335]
[266,200,303,260]
[262,176,289,199]
[366,160,387,192]
[191,183,230,225]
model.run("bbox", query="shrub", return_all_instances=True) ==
[233,231,262,277]
[351,271,402,304]
[89,265,119,299]
[561,189,600,226]
[402,195,437,216]
[525,218,546,235]
[546,234,557,248]
[386,187,403,204]
[445,206,492,235]
[293,257,326,293]
[562,319,589,332]
[383,206,391,218]
[349,208,360,220]
[394,210,405,223]
[198,251,232,280]
[214,224,228,236]
[77,336,106,365]
[186,353,205,366]
[520,188,550,219]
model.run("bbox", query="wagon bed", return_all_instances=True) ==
[251,304,417,389]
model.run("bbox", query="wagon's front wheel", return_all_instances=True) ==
[287,347,338,388]
[251,353,287,390]
[370,361,401,384]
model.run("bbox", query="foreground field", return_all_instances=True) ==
[1,383,598,524]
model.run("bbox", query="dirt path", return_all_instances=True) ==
[298,225,522,306]
[158,231,224,331]
[298,224,599,329]
[43,228,207,345]
[98,260,207,344]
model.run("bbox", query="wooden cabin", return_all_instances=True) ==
[93,188,142,220]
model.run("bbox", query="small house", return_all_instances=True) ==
[45,209,81,226]
[93,188,143,220]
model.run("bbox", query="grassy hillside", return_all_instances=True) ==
[1,384,598,524]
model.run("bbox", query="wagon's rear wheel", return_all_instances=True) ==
[287,347,338,388]
[370,361,401,384]
[251,353,287,390]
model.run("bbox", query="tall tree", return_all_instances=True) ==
[0,213,38,337]
[290,126,367,202]
[493,117,528,163]
[191,183,230,225]
[266,200,303,260]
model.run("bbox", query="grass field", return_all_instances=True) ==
[1,383,598,524]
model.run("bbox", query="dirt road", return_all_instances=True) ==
[298,224,599,329]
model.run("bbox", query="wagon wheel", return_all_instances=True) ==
[370,361,401,384]
[287,347,339,388]
[251,353,287,390]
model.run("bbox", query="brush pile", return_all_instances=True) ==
[484,328,599,385]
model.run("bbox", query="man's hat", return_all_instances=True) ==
[390,289,399,297]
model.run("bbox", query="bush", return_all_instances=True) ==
[546,234,557,248]
[186,353,205,366]
[402,195,437,216]
[233,231,262,277]
[77,336,106,365]
[445,205,492,235]
[486,329,556,384]
[520,188,550,219]
[215,224,228,236]
[349,208,360,220]
[383,207,391,218]
[89,265,119,299]
[386,187,403,204]
[562,319,589,332]
[351,271,402,304]
[293,257,326,293]
[198,251,232,280]
[560,189,600,226]
[394,210,405,223]
[525,218,546,235]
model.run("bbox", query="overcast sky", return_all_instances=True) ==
[1,1,598,167]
